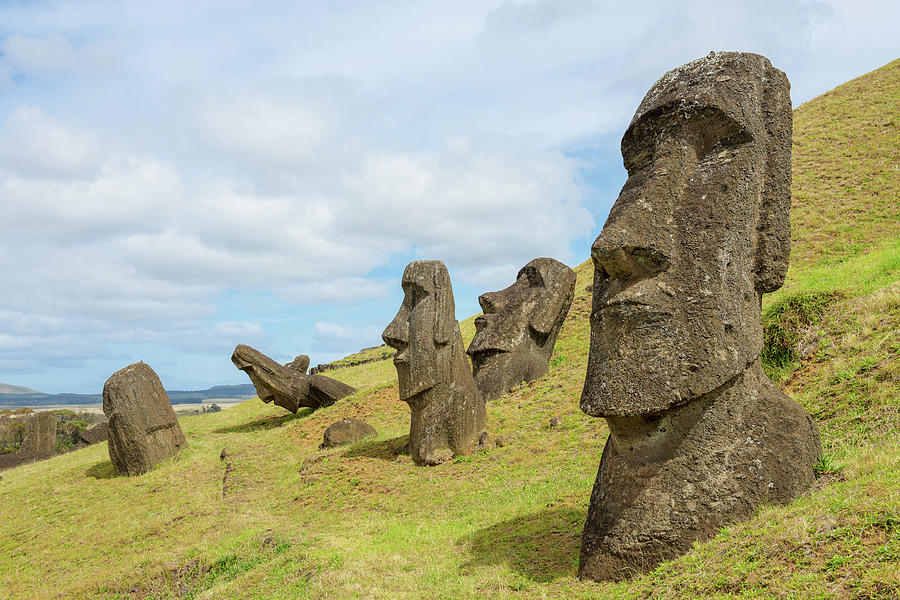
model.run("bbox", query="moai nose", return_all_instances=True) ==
[478,291,506,314]
[591,235,670,282]
[381,314,409,349]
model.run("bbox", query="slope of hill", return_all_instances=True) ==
[0,383,41,395]
[0,60,897,599]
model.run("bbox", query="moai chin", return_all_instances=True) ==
[382,260,487,466]
[578,52,821,581]
[467,257,576,401]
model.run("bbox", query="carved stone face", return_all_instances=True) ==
[581,52,791,418]
[382,260,456,403]
[467,257,575,399]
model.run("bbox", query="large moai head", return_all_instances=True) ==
[581,51,792,418]
[382,260,459,405]
[467,257,576,400]
[578,52,818,583]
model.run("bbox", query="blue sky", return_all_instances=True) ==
[0,0,897,393]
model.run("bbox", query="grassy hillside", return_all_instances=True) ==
[0,60,898,599]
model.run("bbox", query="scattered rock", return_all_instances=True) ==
[320,418,376,448]
[103,362,186,476]
[467,258,576,401]
[79,422,109,446]
[382,260,487,466]
[0,451,54,472]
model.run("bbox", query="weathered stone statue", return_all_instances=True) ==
[382,260,487,465]
[467,257,576,401]
[18,410,57,454]
[103,362,186,476]
[578,52,821,581]
[231,345,355,413]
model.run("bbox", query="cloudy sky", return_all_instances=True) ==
[0,0,896,394]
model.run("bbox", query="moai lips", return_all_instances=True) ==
[467,257,576,401]
[578,52,821,581]
[382,260,487,466]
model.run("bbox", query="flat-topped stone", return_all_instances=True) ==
[103,362,186,476]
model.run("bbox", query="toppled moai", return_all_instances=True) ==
[382,260,487,465]
[578,52,821,581]
[18,410,58,454]
[103,362,186,476]
[467,257,576,401]
[231,345,355,413]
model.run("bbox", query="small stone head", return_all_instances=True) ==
[581,52,792,418]
[467,258,575,397]
[382,260,458,404]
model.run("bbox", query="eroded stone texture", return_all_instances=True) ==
[286,354,310,374]
[18,411,57,454]
[79,422,109,445]
[231,345,355,413]
[579,52,821,581]
[320,418,376,448]
[382,260,487,466]
[103,362,186,476]
[467,258,576,401]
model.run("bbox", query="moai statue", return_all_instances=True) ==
[578,52,821,581]
[103,362,186,476]
[382,260,487,465]
[18,410,58,454]
[467,257,576,401]
[231,345,355,413]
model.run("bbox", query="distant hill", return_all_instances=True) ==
[0,383,42,395]
[0,383,257,407]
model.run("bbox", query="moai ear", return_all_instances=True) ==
[432,264,455,346]
[754,63,792,294]
[529,264,576,336]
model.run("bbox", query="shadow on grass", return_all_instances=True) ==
[341,435,409,461]
[213,407,314,434]
[86,460,117,479]
[458,507,584,583]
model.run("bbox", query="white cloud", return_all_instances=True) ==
[0,105,103,179]
[0,0,898,391]
[0,33,115,78]
[1,34,76,73]
[313,321,383,353]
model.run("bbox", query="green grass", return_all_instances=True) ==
[1,59,898,599]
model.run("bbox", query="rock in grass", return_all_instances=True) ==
[320,418,376,448]
[79,422,109,445]
[18,411,57,454]
[103,362,186,476]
